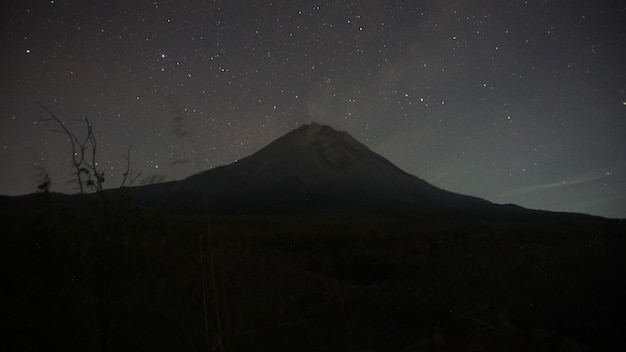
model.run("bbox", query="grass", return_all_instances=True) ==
[2,199,626,351]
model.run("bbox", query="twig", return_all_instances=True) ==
[120,145,140,188]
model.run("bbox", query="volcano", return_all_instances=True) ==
[134,122,523,215]
[0,122,545,216]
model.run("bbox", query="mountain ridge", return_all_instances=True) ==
[0,122,608,219]
[159,122,516,215]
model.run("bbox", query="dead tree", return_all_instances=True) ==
[37,103,138,195]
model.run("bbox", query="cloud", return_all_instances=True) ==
[493,171,610,199]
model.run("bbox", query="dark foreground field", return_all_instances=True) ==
[2,200,625,351]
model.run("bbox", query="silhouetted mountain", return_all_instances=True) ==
[0,122,605,218]
[127,122,532,215]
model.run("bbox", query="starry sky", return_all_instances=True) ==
[1,0,625,218]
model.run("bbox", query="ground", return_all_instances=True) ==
[2,200,625,351]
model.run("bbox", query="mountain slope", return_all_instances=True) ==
[161,122,505,214]
[0,122,607,219]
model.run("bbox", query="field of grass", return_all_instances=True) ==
[2,199,625,351]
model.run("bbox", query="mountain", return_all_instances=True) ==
[127,122,528,215]
[0,122,582,217]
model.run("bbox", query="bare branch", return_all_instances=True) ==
[37,102,85,194]
[38,101,140,199]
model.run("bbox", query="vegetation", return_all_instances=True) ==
[36,103,140,196]
[2,199,625,351]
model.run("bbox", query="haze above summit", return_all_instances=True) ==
[1,1,625,218]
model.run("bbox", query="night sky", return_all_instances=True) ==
[1,1,625,218]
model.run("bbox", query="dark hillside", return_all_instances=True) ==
[2,200,625,351]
